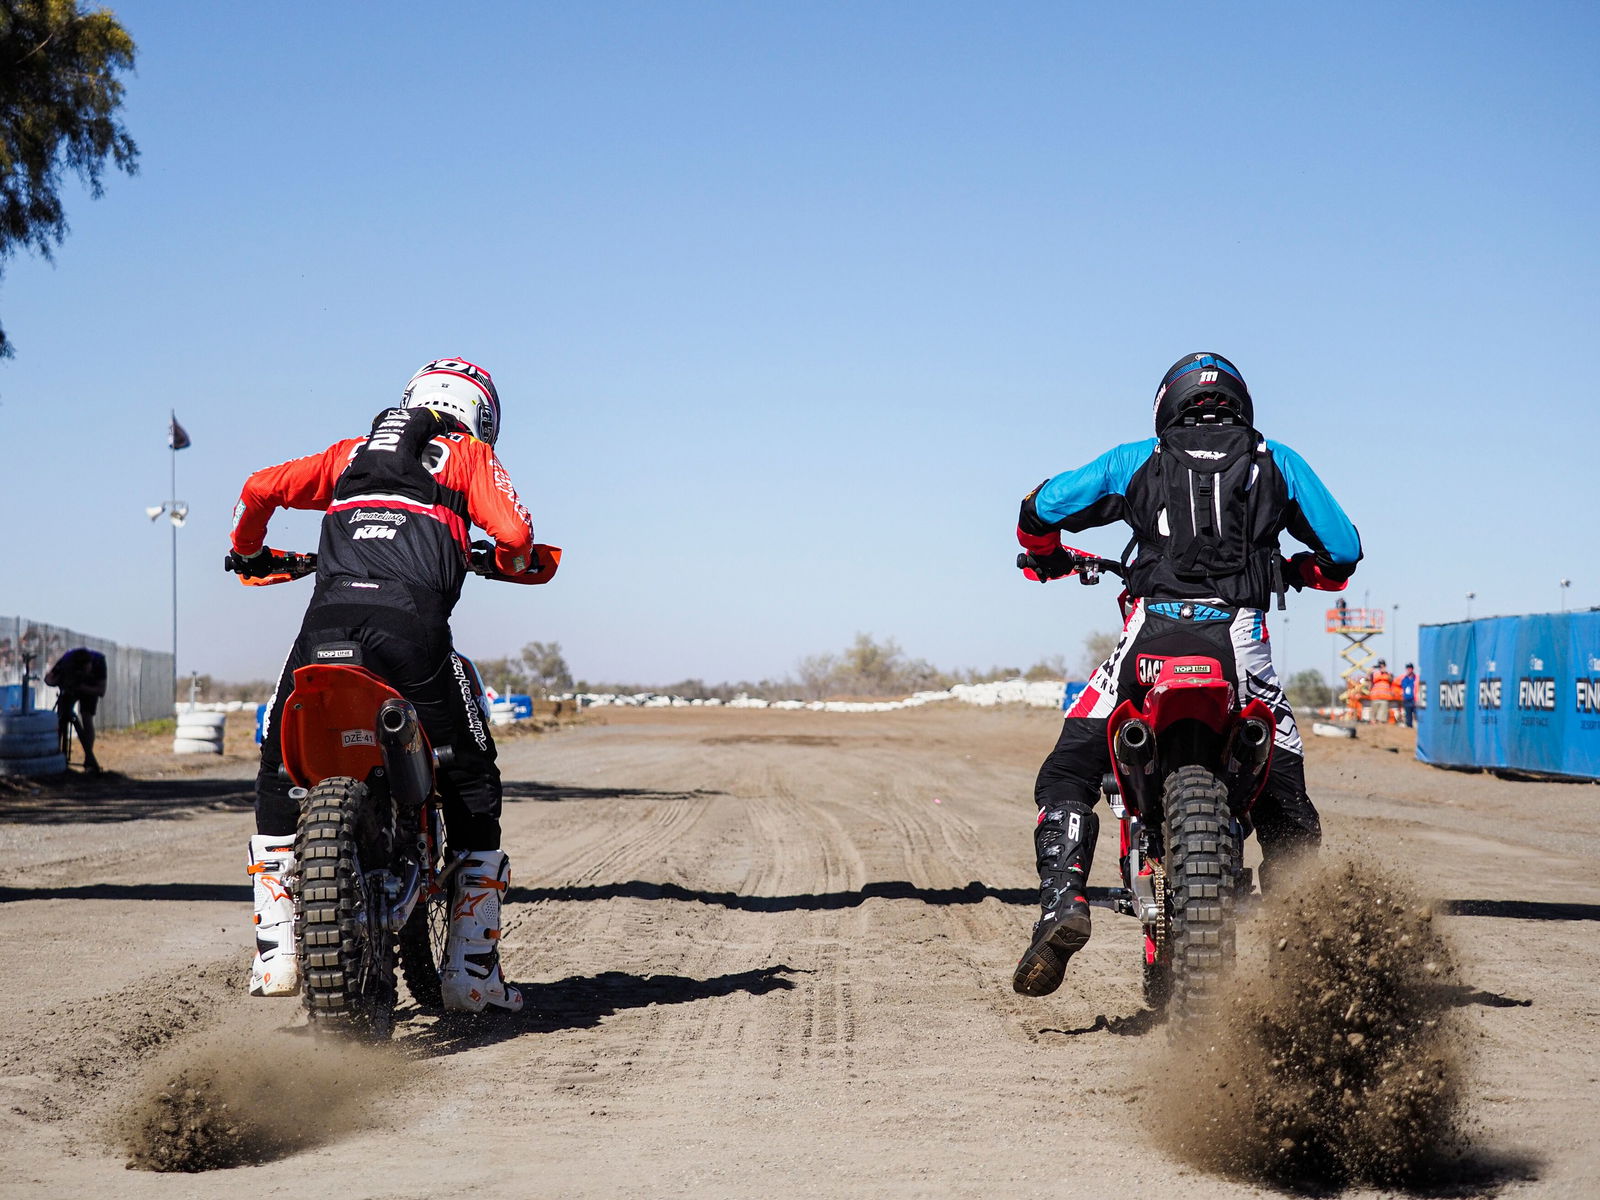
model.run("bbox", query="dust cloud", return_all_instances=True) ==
[1146,854,1470,1189]
[121,1024,397,1172]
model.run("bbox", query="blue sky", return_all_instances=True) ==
[2,1,1595,688]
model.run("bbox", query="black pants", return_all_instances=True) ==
[56,691,98,760]
[256,595,502,850]
[1034,716,1322,872]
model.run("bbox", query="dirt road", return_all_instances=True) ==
[1,706,1596,1198]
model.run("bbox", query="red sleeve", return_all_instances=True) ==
[230,439,360,555]
[1017,524,1061,557]
[464,442,536,575]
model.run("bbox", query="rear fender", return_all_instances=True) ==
[280,664,427,789]
[1143,657,1236,735]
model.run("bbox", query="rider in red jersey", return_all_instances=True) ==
[230,358,538,1012]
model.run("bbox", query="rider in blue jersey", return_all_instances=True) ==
[1013,352,1361,997]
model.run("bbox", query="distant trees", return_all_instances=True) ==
[1024,654,1070,682]
[474,641,572,698]
[792,635,1080,700]
[0,0,140,356]
[1285,668,1334,709]
[181,674,274,703]
[1079,630,1119,676]
[794,634,944,700]
[555,635,1098,703]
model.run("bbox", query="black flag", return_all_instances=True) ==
[169,412,192,450]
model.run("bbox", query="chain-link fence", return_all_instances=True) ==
[0,617,175,729]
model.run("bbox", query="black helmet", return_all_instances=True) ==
[1153,352,1253,433]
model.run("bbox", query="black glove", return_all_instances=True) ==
[1282,551,1313,591]
[226,548,277,578]
[1023,547,1078,581]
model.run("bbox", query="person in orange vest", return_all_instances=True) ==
[1369,660,1395,725]
[1345,671,1368,722]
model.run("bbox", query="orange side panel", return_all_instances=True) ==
[279,664,417,788]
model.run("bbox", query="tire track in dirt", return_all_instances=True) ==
[8,707,1589,1198]
[763,769,861,1071]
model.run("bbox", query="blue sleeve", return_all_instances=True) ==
[1033,439,1156,529]
[1268,440,1362,566]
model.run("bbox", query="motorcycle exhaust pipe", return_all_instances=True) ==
[1235,717,1273,775]
[1114,719,1156,773]
[377,698,433,814]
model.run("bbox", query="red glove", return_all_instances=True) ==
[1017,527,1097,582]
[1286,552,1349,592]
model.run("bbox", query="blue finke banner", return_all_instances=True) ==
[1418,611,1600,779]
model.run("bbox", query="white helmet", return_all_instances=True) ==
[401,358,502,445]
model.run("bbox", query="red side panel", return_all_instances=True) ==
[1143,656,1236,734]
[279,664,414,788]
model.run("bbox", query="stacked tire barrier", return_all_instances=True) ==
[174,709,226,755]
[0,709,66,777]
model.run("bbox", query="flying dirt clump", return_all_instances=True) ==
[122,1028,395,1172]
[1147,855,1468,1189]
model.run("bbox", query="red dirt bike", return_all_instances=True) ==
[1019,550,1275,1022]
[227,543,560,1038]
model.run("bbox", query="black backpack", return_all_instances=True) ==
[1123,423,1290,608]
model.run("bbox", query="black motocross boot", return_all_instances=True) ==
[1012,802,1098,996]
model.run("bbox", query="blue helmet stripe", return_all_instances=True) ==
[1169,355,1243,383]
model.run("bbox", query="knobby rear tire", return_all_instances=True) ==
[296,777,397,1040]
[1162,764,1238,1025]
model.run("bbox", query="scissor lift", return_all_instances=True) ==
[1326,604,1385,684]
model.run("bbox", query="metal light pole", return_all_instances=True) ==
[170,434,177,700]
[146,499,188,700]
[151,412,192,708]
[1466,591,1476,620]
[1560,579,1572,613]
[1391,602,1400,664]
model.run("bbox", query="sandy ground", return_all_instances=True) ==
[1,705,1596,1198]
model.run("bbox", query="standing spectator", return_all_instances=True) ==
[1400,663,1418,727]
[1369,659,1395,725]
[44,647,107,773]
[1345,670,1369,723]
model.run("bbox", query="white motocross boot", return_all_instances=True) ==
[440,849,523,1013]
[247,834,300,996]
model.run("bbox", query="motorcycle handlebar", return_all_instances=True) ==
[224,549,317,584]
[225,546,536,585]
[1015,552,1127,582]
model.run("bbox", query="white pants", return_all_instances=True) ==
[1065,598,1304,757]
